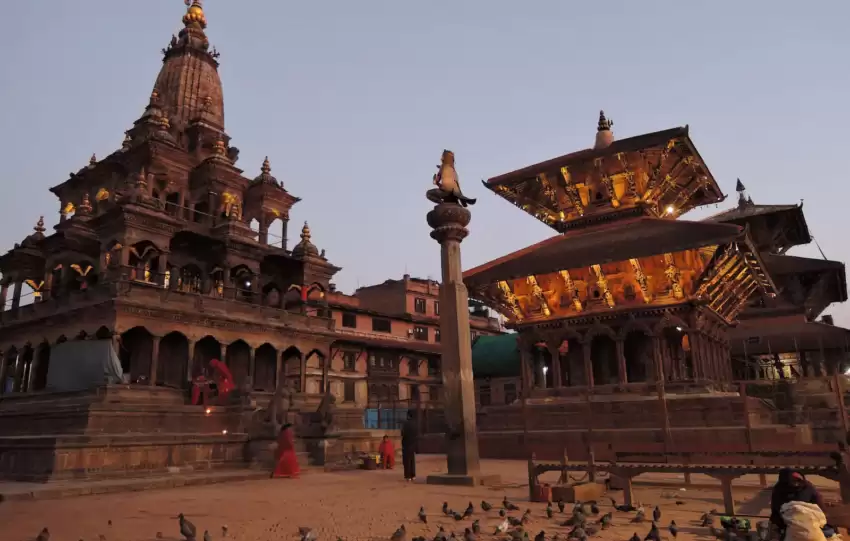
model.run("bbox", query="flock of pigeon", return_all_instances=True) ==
[28,495,772,541]
[382,496,771,541]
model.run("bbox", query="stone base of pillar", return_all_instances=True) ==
[426,473,501,487]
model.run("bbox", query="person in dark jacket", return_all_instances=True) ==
[770,468,825,531]
[401,410,418,482]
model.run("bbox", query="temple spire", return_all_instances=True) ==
[34,216,45,234]
[594,110,614,150]
[736,178,752,209]
[183,0,207,29]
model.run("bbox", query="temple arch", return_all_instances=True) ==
[192,335,222,380]
[623,330,652,383]
[2,347,18,394]
[225,340,251,387]
[263,282,281,308]
[158,331,189,387]
[254,343,277,391]
[590,334,618,386]
[17,345,34,392]
[32,342,51,391]
[118,326,153,383]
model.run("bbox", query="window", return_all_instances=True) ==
[429,385,441,401]
[342,351,357,371]
[479,384,492,407]
[372,318,391,333]
[410,384,420,402]
[414,297,426,314]
[343,380,356,402]
[408,358,421,376]
[428,358,440,376]
[504,383,517,404]
[342,312,357,328]
[413,326,429,341]
[434,301,440,315]
[435,329,441,343]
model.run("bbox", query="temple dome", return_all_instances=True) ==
[153,1,224,131]
[292,222,319,258]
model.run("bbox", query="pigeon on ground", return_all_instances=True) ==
[179,514,197,541]
[464,502,474,518]
[419,507,428,524]
[631,509,645,523]
[494,519,510,534]
[644,522,660,541]
[755,521,769,541]
[453,512,464,522]
[700,513,715,527]
[534,531,545,541]
[299,527,318,541]
[37,528,50,541]
[652,506,661,523]
[472,520,480,535]
[391,525,407,541]
[464,528,476,541]
[434,527,448,541]
[504,496,520,511]
[482,501,493,512]
[499,510,507,517]
[599,513,612,529]
[669,520,678,538]
[508,516,523,527]
[629,533,640,541]
[610,498,636,513]
[203,531,212,541]
[589,503,599,516]
[443,502,451,515]
[546,503,553,519]
[557,500,565,513]
[221,526,228,538]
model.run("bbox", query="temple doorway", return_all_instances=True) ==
[158,332,189,387]
[119,327,153,383]
[225,340,251,387]
[192,335,221,379]
[591,334,618,385]
[623,330,651,383]
[32,342,51,391]
[254,344,277,391]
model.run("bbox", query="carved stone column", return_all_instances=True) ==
[281,219,289,251]
[615,338,627,384]
[425,199,494,486]
[248,347,256,389]
[187,340,197,384]
[547,343,564,388]
[0,279,8,315]
[149,336,161,385]
[519,345,532,395]
[10,280,23,314]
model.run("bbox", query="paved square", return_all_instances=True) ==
[2,456,839,541]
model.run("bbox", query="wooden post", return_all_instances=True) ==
[622,474,635,507]
[719,475,736,516]
[834,372,849,439]
[683,453,692,486]
[528,453,537,502]
[521,381,530,457]
[559,449,569,485]
[587,446,597,483]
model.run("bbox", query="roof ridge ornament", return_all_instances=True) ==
[594,110,615,150]
[34,216,46,234]
[183,0,207,29]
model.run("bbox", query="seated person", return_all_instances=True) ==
[770,468,825,534]
[378,435,395,469]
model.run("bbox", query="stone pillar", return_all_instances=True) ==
[615,338,627,384]
[259,219,269,245]
[0,280,8,315]
[547,344,564,388]
[281,219,289,251]
[425,198,493,486]
[187,340,197,383]
[157,254,168,287]
[248,347,256,389]
[519,347,532,395]
[10,280,23,314]
[149,336,161,385]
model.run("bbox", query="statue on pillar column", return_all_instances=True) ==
[425,149,497,486]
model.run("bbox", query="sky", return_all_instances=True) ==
[0,1,848,323]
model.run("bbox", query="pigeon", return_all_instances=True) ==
[222,526,228,538]
[179,514,197,541]
[453,512,464,522]
[611,498,637,513]
[522,510,532,525]
[644,522,660,541]
[37,529,50,541]
[443,502,451,515]
[464,502,474,518]
[700,513,715,527]
[583,524,599,537]
[99,535,106,541]
[675,500,685,506]
[629,534,640,541]
[156,534,163,540]
[392,526,407,541]
[499,510,507,518]
[481,501,493,512]
[567,526,585,540]
[108,520,112,527]
[300,527,318,541]
[508,516,523,527]
[534,531,545,541]
[504,496,520,511]
[669,520,678,538]
[472,520,481,534]
[546,503,553,519]
[204,531,212,541]
[652,506,661,523]
[589,503,599,516]
[464,528,476,541]
[419,506,428,524]
[599,513,612,529]
[434,527,448,541]
[631,509,645,523]
[557,500,565,514]
[755,521,769,541]
[413,537,427,541]
[494,519,510,534]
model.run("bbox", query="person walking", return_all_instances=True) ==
[401,410,418,482]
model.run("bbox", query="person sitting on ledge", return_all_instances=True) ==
[379,435,395,470]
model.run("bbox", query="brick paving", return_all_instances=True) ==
[2,456,841,541]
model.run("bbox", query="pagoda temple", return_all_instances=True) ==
[465,112,779,392]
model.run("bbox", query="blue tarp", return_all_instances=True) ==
[46,339,124,392]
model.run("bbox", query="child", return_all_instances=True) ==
[378,435,395,469]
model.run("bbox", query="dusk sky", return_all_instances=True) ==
[1,1,848,324]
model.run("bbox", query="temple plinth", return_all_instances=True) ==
[425,152,498,486]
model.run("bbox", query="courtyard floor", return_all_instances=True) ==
[2,455,842,541]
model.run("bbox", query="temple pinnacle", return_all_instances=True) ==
[34,216,45,234]
[594,110,615,150]
[261,156,271,175]
[597,110,613,132]
[183,0,207,29]
[89,154,97,167]
[78,193,93,215]
[301,221,311,242]
[736,178,746,193]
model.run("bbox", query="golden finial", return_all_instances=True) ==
[183,0,207,29]
[34,216,45,234]
[261,156,271,175]
[301,221,311,242]
[78,193,93,215]
[89,154,97,167]
[597,110,613,132]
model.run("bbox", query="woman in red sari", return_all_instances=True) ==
[272,423,300,479]
[209,359,235,402]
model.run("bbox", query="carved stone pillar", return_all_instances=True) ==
[27,353,40,392]
[281,219,289,251]
[275,351,283,389]
[259,218,269,245]
[583,343,594,388]
[0,280,8,315]
[546,343,563,388]
[149,336,161,385]
[187,340,197,384]
[615,338,627,384]
[157,253,168,287]
[10,280,23,314]
[519,346,532,395]
[248,347,256,389]
[652,335,664,382]
[425,196,492,485]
